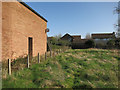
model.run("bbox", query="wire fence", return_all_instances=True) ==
[2,48,68,76]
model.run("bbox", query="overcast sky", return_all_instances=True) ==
[25,2,118,38]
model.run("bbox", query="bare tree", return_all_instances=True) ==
[114,1,120,38]
[54,34,62,40]
[85,33,91,39]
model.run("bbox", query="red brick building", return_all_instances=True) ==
[2,1,48,61]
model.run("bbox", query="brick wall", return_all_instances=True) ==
[0,1,2,62]
[2,2,47,61]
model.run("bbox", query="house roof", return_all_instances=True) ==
[61,33,82,42]
[47,37,54,39]
[92,32,115,39]
[71,35,81,38]
[72,35,81,42]
[18,0,48,22]
[61,33,73,39]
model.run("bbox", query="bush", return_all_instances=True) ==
[115,39,120,49]
[106,39,120,49]
[85,40,95,48]
[48,37,71,47]
[96,42,106,49]
[57,39,71,46]
[48,37,58,45]
[107,40,115,49]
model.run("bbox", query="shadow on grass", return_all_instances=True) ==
[113,56,120,61]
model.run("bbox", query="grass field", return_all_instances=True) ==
[2,49,119,88]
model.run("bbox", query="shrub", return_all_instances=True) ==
[57,39,71,46]
[85,40,95,48]
[115,39,120,49]
[107,40,115,49]
[48,36,71,50]
[48,37,58,45]
[96,42,106,49]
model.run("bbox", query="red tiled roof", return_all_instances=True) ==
[71,35,81,38]
[47,37,54,40]
[92,32,115,39]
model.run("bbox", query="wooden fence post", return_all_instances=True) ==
[56,50,57,55]
[58,49,59,53]
[54,51,55,56]
[27,54,29,68]
[55,51,56,55]
[57,50,59,54]
[8,59,11,75]
[45,52,47,60]
[50,50,52,57]
[38,53,40,63]
[59,49,60,53]
[60,49,61,53]
[53,51,55,57]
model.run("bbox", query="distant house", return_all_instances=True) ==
[61,33,81,42]
[72,32,116,49]
[91,32,116,48]
[92,32,115,39]
[61,33,90,49]
[60,33,73,42]
[61,32,116,49]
